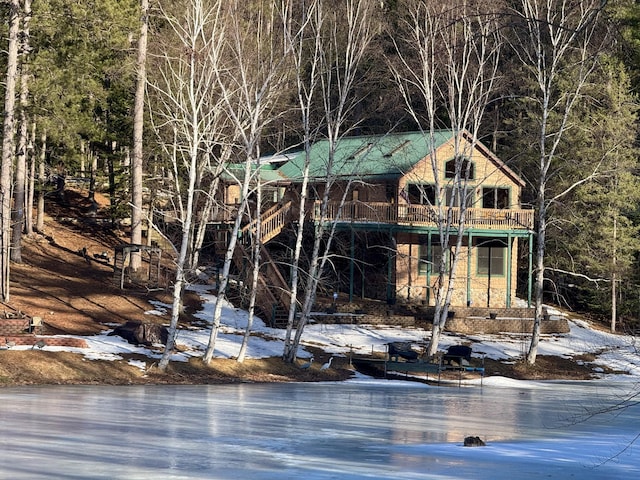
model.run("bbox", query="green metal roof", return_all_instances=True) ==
[277,131,454,182]
[221,161,287,184]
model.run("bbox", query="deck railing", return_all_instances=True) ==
[314,201,534,230]
[209,200,534,232]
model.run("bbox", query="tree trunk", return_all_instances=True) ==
[131,0,149,271]
[25,121,35,236]
[35,130,46,233]
[0,0,21,301]
[11,0,32,262]
[237,174,262,363]
[611,215,617,333]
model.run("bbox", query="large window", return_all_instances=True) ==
[477,246,505,276]
[407,183,436,205]
[445,157,475,180]
[445,186,474,208]
[406,183,474,207]
[482,187,509,209]
[419,242,448,275]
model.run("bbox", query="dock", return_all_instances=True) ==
[350,355,485,386]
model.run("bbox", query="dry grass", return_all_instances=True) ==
[0,351,353,386]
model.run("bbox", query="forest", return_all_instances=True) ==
[1,0,639,368]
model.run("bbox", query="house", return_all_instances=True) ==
[215,130,534,324]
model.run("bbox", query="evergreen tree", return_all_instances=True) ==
[546,58,640,332]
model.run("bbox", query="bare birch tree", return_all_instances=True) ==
[149,0,227,371]
[283,0,378,363]
[203,0,294,363]
[282,0,322,362]
[391,0,502,357]
[508,0,606,364]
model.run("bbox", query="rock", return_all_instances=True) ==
[110,321,168,346]
[463,436,486,447]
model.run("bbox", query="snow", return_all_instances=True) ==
[15,283,640,381]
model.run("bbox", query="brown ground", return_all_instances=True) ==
[0,189,620,386]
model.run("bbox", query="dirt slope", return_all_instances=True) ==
[7,189,177,335]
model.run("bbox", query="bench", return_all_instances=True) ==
[387,342,419,362]
[442,345,472,366]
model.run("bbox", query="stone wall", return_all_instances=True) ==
[0,318,30,336]
[2,335,88,348]
[444,316,569,334]
[311,302,570,334]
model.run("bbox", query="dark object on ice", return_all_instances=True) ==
[463,436,486,447]
[110,321,168,346]
[443,345,472,365]
[388,342,419,362]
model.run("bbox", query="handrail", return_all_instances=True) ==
[242,201,293,243]
[314,201,534,230]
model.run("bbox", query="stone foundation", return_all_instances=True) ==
[2,336,88,348]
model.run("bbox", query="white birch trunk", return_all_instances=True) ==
[283,0,377,362]
[237,170,263,363]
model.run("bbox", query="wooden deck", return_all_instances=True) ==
[350,355,485,385]
[206,200,533,245]
[316,201,534,230]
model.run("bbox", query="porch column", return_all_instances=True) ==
[528,232,533,307]
[349,228,355,302]
[426,231,432,304]
[467,231,472,307]
[386,230,393,303]
[506,233,513,308]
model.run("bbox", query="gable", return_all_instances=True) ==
[403,133,525,190]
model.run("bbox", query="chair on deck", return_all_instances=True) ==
[387,342,419,362]
[442,345,472,366]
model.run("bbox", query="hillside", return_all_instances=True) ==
[1,189,353,385]
[9,189,178,335]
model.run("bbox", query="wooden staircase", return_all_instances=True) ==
[233,201,294,327]
[241,201,292,244]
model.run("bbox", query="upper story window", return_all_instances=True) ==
[482,187,509,209]
[445,157,475,180]
[407,183,436,205]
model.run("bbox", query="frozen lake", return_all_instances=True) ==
[0,379,639,479]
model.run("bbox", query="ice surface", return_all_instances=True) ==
[0,381,638,479]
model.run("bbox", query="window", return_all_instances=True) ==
[419,242,448,275]
[445,157,475,180]
[407,183,436,205]
[445,186,474,208]
[477,246,505,276]
[482,187,509,209]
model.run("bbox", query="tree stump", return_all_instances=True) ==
[110,321,168,346]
